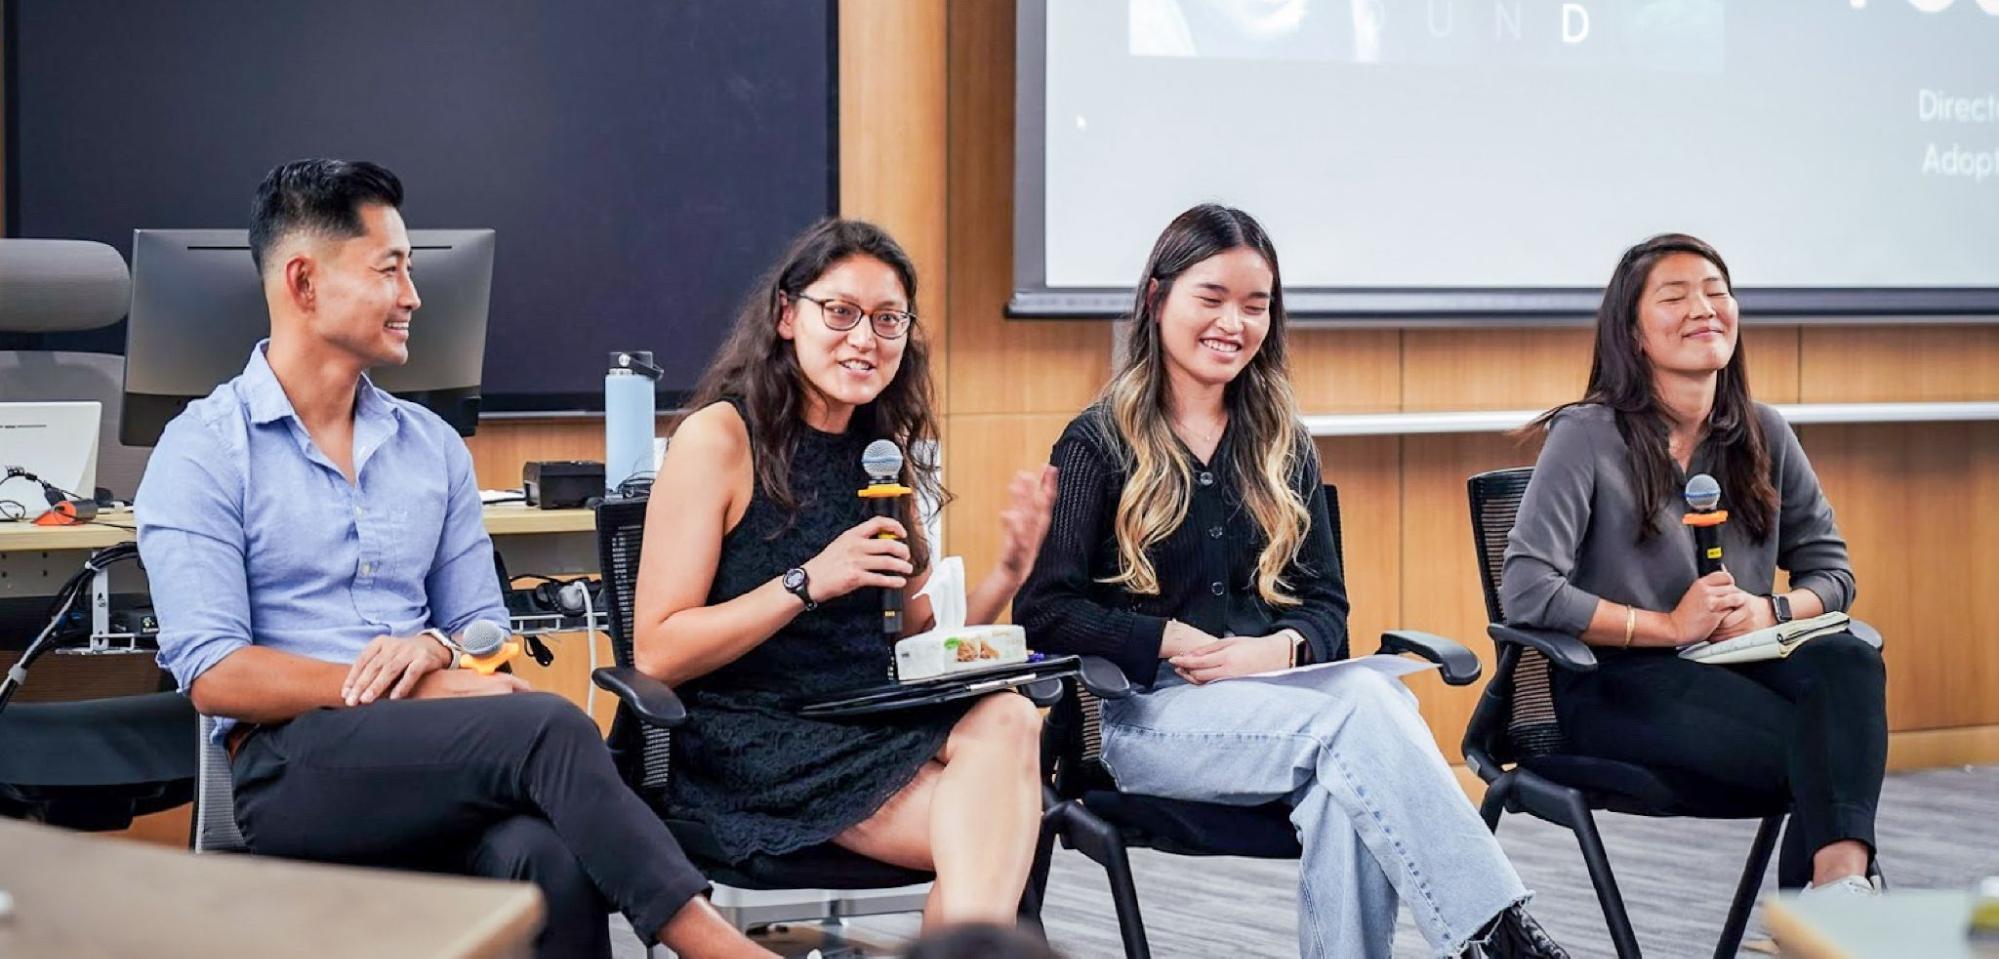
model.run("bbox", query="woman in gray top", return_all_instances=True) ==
[1501,233,1886,899]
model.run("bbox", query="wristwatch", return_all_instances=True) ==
[421,627,464,667]
[782,567,817,612]
[1769,594,1793,624]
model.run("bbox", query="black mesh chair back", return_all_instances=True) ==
[1466,468,1564,760]
[595,495,674,793]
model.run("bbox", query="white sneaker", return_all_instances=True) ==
[1799,874,1880,900]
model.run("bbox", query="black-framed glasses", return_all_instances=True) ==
[791,292,915,340]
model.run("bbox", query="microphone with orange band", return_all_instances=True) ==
[859,439,912,640]
[1683,473,1728,576]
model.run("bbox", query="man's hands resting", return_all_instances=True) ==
[342,633,527,706]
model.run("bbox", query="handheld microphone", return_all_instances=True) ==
[858,440,913,639]
[456,619,522,675]
[1682,473,1728,576]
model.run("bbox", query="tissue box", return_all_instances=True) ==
[895,624,1027,682]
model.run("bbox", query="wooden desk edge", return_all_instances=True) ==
[0,505,595,551]
[1763,896,1854,959]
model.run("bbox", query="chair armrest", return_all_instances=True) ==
[1375,630,1483,686]
[1487,624,1597,673]
[1847,618,1884,649]
[590,667,687,728]
[1021,676,1066,707]
[1075,655,1134,700]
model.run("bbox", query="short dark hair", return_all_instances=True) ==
[248,159,405,275]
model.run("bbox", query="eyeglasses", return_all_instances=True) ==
[791,292,915,340]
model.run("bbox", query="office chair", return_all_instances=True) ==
[1039,485,1485,959]
[0,238,152,499]
[1,241,191,832]
[593,495,1069,953]
[1460,467,1886,958]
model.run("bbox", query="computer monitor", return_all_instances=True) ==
[120,228,495,446]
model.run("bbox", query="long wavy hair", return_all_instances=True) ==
[689,218,946,570]
[1095,204,1312,605]
[1532,233,1778,543]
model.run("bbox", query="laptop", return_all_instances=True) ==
[0,401,102,517]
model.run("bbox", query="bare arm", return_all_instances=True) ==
[631,404,802,685]
[632,404,913,685]
[963,465,1059,627]
[1578,570,1752,647]
[186,646,350,722]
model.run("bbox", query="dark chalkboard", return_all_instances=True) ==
[4,0,837,410]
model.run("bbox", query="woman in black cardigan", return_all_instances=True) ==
[1016,205,1559,959]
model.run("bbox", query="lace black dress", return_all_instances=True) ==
[664,403,966,862]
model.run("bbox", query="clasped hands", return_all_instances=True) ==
[341,632,528,706]
[1161,619,1298,685]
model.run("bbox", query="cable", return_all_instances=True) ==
[0,542,140,715]
[579,583,601,720]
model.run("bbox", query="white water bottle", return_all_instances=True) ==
[604,351,662,494]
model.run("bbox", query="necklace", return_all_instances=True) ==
[1172,413,1226,449]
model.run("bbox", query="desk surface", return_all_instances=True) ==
[0,502,595,552]
[1764,891,1998,959]
[0,818,543,958]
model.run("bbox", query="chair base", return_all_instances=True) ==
[736,918,907,958]
[1054,801,1153,959]
[1483,766,1782,959]
[709,882,932,932]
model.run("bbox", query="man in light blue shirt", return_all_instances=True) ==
[136,159,770,959]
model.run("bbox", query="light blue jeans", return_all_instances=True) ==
[1101,663,1529,958]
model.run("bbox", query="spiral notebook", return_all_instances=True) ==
[1678,611,1860,665]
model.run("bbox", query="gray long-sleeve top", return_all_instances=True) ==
[1501,402,1855,634]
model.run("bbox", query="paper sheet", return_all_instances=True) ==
[1218,654,1437,690]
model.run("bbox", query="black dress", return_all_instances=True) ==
[664,402,965,862]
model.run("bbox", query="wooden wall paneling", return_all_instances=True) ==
[1401,328,1594,412]
[1290,329,1402,412]
[938,412,1079,615]
[1798,422,1999,732]
[1398,432,1545,760]
[839,0,951,414]
[465,419,604,491]
[1799,326,1999,403]
[1741,324,1801,404]
[945,0,1110,419]
[1318,437,1402,662]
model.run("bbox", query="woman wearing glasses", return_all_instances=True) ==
[632,219,1058,927]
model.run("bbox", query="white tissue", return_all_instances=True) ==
[895,556,1027,681]
[917,556,968,630]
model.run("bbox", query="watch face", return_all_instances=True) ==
[783,568,806,590]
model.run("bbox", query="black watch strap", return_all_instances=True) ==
[783,567,817,612]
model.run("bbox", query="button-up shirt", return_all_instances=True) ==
[136,342,507,741]
[1015,404,1351,689]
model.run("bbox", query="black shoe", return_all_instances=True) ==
[1463,905,1569,959]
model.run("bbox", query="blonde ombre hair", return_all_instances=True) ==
[1094,204,1312,606]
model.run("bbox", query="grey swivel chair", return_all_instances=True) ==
[0,240,196,831]
[0,238,152,499]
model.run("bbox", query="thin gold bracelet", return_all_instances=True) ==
[1622,604,1638,649]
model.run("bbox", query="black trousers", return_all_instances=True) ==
[1551,632,1887,889]
[231,691,710,958]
